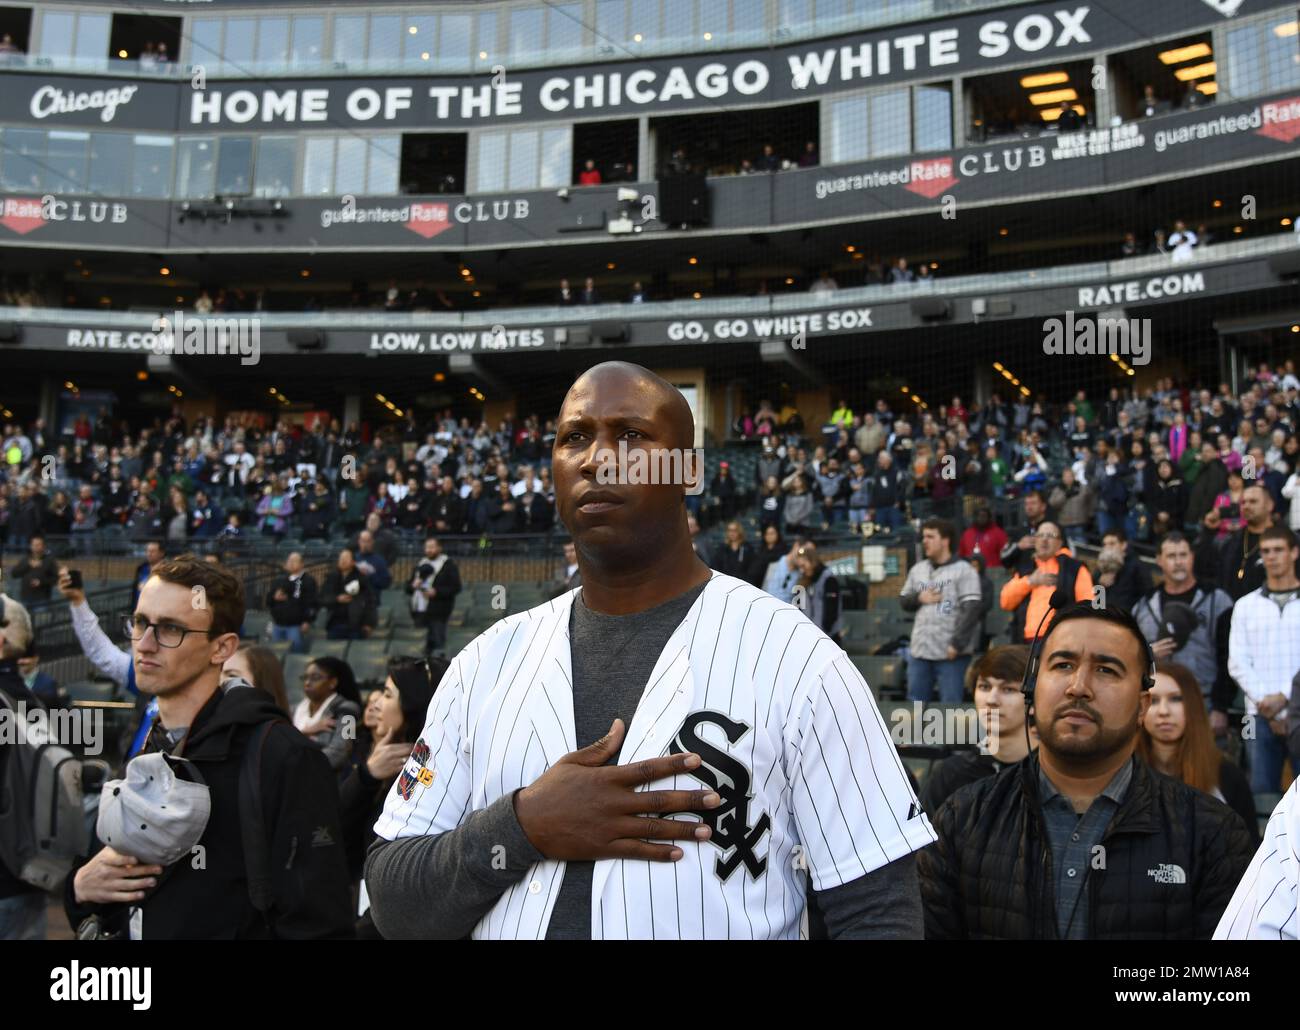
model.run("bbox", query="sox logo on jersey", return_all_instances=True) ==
[372,571,937,939]
[673,711,771,882]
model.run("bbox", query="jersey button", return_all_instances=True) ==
[1067,868,1078,878]
[528,880,542,895]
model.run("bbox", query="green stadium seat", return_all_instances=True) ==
[265,639,292,662]
[851,654,904,692]
[283,653,311,708]
[347,639,392,685]
[311,638,349,659]
[241,611,269,640]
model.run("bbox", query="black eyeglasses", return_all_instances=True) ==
[123,614,210,648]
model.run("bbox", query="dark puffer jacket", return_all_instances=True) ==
[917,752,1253,939]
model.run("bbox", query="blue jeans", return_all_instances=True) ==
[271,624,306,653]
[907,655,972,703]
[0,891,47,941]
[874,505,902,530]
[1248,714,1288,793]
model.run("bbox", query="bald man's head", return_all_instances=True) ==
[565,363,695,450]
[552,361,698,571]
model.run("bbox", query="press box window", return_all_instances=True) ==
[474,127,569,192]
[109,12,180,66]
[88,133,133,196]
[0,128,45,190]
[1225,16,1300,100]
[0,7,33,55]
[131,136,173,198]
[254,137,296,197]
[45,130,89,193]
[175,138,216,199]
[36,9,108,66]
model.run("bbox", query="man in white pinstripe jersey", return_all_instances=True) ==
[365,362,935,939]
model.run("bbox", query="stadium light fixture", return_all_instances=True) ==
[118,50,128,59]
[1274,21,1297,37]
[998,228,1009,236]
[1197,82,1218,95]
[703,32,713,40]
[1233,225,1243,234]
[845,245,855,253]
[1040,104,1086,120]
[433,372,446,382]
[1019,71,1069,88]
[688,256,698,265]
[136,371,148,381]
[408,25,418,34]
[300,269,310,278]
[159,267,170,276]
[606,262,616,270]
[1212,199,1223,208]
[633,33,643,42]
[421,52,430,61]
[1158,43,1212,64]
[1174,62,1216,81]
[1283,218,1294,227]
[1028,88,1077,106]
[1291,325,1299,333]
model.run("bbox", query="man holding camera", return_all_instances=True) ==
[407,537,461,658]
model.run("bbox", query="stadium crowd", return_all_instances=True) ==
[0,359,1297,939]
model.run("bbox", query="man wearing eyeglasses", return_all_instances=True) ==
[999,522,1095,643]
[64,554,353,940]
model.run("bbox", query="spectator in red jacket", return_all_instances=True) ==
[959,507,1008,568]
[578,158,602,185]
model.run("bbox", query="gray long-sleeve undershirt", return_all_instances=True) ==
[364,796,923,940]
[364,581,926,939]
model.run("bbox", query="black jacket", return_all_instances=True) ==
[921,749,1005,816]
[64,683,354,939]
[10,554,60,604]
[265,572,318,628]
[713,542,757,584]
[917,753,1253,939]
[1106,553,1154,613]
[322,568,377,633]
[407,556,462,620]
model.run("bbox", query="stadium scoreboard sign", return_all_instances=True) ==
[0,0,1290,130]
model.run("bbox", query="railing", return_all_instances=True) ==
[5,230,1295,330]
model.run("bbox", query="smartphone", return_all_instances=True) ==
[67,569,83,590]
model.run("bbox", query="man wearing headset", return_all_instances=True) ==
[917,602,1253,939]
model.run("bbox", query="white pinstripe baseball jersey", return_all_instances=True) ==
[372,571,936,939]
[1214,779,1299,940]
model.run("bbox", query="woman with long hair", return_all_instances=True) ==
[222,642,289,714]
[292,655,363,773]
[342,655,449,935]
[795,544,842,644]
[1137,661,1257,843]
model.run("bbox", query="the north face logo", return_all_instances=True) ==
[1147,863,1186,884]
[0,197,47,236]
[311,825,334,847]
[405,202,452,239]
